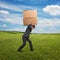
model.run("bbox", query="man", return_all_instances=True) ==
[18,24,35,52]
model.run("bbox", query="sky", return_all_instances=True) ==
[0,0,60,33]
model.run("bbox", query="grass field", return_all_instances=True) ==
[0,31,60,60]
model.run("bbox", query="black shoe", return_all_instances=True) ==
[18,49,22,52]
[30,49,34,51]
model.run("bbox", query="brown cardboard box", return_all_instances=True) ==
[23,10,37,26]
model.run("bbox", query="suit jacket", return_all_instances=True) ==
[23,24,32,38]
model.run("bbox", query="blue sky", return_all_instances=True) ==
[0,0,60,33]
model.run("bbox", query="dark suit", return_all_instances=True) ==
[18,24,33,51]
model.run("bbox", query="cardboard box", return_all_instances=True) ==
[23,10,37,26]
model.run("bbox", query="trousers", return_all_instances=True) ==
[18,36,33,50]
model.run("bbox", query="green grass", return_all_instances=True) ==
[0,31,60,60]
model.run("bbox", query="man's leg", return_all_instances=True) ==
[18,37,26,51]
[27,38,34,51]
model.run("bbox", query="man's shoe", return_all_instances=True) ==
[30,49,34,51]
[18,49,22,52]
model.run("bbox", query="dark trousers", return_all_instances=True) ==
[18,36,33,50]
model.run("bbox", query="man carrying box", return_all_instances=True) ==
[18,24,35,52]
[18,10,37,52]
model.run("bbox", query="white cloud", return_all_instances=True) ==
[38,18,60,27]
[6,27,26,32]
[0,10,10,15]
[3,24,7,27]
[0,2,22,12]
[0,24,7,28]
[43,5,60,16]
[0,14,23,25]
[32,18,60,33]
[0,2,35,12]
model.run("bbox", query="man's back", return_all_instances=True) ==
[23,24,32,38]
